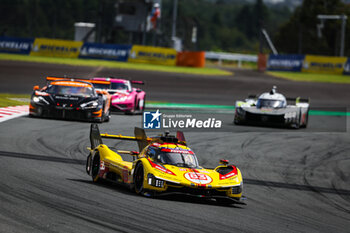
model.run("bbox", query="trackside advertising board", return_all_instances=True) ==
[0,36,34,54]
[30,38,83,58]
[79,43,131,62]
[343,58,350,75]
[302,55,347,75]
[128,45,177,66]
[267,54,305,72]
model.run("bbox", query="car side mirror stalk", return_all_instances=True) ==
[219,159,229,166]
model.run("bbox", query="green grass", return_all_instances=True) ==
[267,71,350,84]
[0,53,231,76]
[0,94,30,107]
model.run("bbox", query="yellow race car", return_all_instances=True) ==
[86,124,245,205]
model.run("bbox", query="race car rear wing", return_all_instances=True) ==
[46,76,111,85]
[90,124,103,149]
[90,124,187,152]
[247,94,309,104]
[90,123,152,152]
[130,80,145,85]
[107,76,145,85]
[286,97,310,104]
[176,131,187,146]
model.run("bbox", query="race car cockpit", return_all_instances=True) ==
[147,146,199,168]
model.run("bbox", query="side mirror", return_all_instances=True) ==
[130,151,139,155]
[219,159,229,166]
[33,85,40,91]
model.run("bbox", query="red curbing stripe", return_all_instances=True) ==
[0,109,22,113]
[0,105,29,123]
[0,112,13,115]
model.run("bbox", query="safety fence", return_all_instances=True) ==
[0,36,206,67]
[205,51,257,68]
[4,36,348,74]
[267,54,350,75]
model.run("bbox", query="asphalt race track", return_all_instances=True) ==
[0,60,349,232]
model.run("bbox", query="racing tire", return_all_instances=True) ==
[134,162,145,194]
[104,109,110,122]
[86,153,92,175]
[91,153,101,183]
[134,98,145,115]
[301,112,309,128]
[233,117,242,125]
[138,97,145,114]
[292,112,301,129]
[96,118,103,123]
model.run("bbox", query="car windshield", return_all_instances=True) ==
[46,85,94,97]
[111,82,130,91]
[159,151,199,168]
[257,99,284,109]
[93,83,110,90]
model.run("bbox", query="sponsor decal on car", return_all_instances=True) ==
[160,148,194,154]
[184,172,213,184]
[147,159,176,176]
[100,161,105,170]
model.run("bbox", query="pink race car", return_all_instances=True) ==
[92,77,146,114]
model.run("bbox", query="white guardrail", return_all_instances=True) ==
[205,51,258,67]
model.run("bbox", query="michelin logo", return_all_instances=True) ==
[143,110,162,129]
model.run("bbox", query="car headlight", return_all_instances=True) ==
[33,96,40,103]
[32,96,49,105]
[80,100,99,109]
[231,181,243,194]
[147,174,165,188]
[284,112,296,119]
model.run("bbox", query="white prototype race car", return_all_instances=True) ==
[234,86,310,128]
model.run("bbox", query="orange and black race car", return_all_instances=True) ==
[29,77,111,122]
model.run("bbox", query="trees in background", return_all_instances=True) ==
[162,0,291,52]
[275,0,350,56]
[0,0,292,53]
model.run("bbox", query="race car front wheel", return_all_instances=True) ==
[138,97,145,113]
[134,163,144,194]
[104,109,110,122]
[301,111,309,128]
[86,153,92,175]
[91,153,101,183]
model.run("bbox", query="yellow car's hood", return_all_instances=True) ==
[152,164,242,188]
